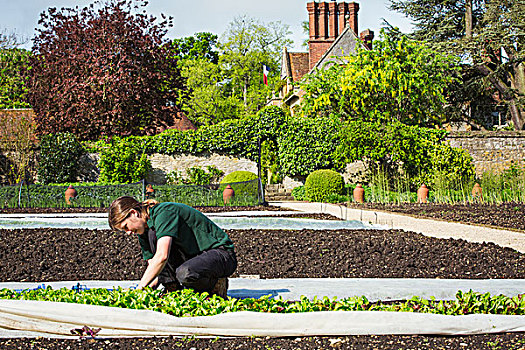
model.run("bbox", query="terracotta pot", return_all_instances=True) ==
[65,185,77,205]
[353,184,365,203]
[472,183,483,201]
[145,184,155,199]
[222,185,235,205]
[417,184,429,203]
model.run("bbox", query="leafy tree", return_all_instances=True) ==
[333,120,475,189]
[179,58,243,126]
[301,30,460,127]
[170,32,219,64]
[0,29,25,50]
[0,29,30,109]
[27,0,184,140]
[0,110,37,184]
[219,16,292,114]
[0,48,31,109]
[389,0,525,129]
[38,133,85,184]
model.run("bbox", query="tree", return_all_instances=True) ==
[219,16,292,114]
[0,29,30,109]
[27,0,185,140]
[179,58,243,126]
[301,30,460,127]
[0,48,31,109]
[0,110,37,184]
[0,29,25,50]
[390,0,525,129]
[170,32,219,64]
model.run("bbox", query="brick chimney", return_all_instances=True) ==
[307,1,359,70]
[360,29,374,50]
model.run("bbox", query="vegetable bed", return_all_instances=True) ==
[1,204,524,349]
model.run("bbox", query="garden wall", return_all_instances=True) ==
[446,131,525,176]
[146,153,258,184]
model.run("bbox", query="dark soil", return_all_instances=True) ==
[345,202,525,232]
[0,205,287,214]
[1,333,524,350]
[1,208,524,349]
[2,228,524,282]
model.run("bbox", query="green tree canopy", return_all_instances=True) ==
[301,30,460,127]
[389,0,525,130]
[170,32,219,64]
[0,48,31,109]
[178,57,243,126]
[219,16,292,114]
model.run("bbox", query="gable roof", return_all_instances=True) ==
[311,26,364,71]
[281,47,309,83]
[167,111,197,131]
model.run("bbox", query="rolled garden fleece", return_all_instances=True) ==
[0,299,524,338]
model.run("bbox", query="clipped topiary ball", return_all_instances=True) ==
[219,171,259,201]
[305,169,344,202]
[220,171,258,184]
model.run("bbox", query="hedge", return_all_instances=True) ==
[84,106,474,186]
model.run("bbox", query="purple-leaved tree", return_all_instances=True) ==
[27,0,184,140]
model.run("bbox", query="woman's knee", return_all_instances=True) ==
[175,264,196,285]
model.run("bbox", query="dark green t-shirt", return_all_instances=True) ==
[137,202,234,260]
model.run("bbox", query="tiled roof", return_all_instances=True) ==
[167,111,197,131]
[288,52,310,82]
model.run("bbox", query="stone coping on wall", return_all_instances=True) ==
[447,131,525,138]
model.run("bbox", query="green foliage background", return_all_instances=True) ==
[97,137,151,184]
[87,106,475,188]
[0,48,31,109]
[38,133,85,184]
[301,30,460,127]
[304,169,344,202]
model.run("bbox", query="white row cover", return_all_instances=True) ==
[0,299,524,338]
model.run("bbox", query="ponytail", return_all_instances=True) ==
[108,196,158,230]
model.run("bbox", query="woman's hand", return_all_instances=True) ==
[137,236,172,289]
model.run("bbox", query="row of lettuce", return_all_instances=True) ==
[36,106,474,190]
[1,288,523,317]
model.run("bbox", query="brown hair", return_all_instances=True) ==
[108,196,159,230]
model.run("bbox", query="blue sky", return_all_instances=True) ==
[1,0,413,51]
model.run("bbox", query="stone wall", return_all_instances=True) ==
[9,131,525,186]
[146,153,258,184]
[446,131,525,176]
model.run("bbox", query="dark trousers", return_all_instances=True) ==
[148,229,237,292]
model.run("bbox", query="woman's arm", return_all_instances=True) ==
[137,236,172,289]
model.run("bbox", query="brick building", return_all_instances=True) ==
[270,1,374,115]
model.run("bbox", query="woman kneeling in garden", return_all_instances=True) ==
[109,196,237,298]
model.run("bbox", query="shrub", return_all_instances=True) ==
[220,171,258,184]
[0,110,38,183]
[38,133,85,184]
[185,166,224,185]
[97,137,151,184]
[219,170,259,200]
[304,169,344,202]
[291,185,306,201]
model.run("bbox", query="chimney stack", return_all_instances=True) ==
[360,29,374,50]
[307,1,360,70]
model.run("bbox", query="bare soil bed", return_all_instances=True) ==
[2,227,524,281]
[0,205,287,214]
[1,204,524,349]
[345,202,525,232]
